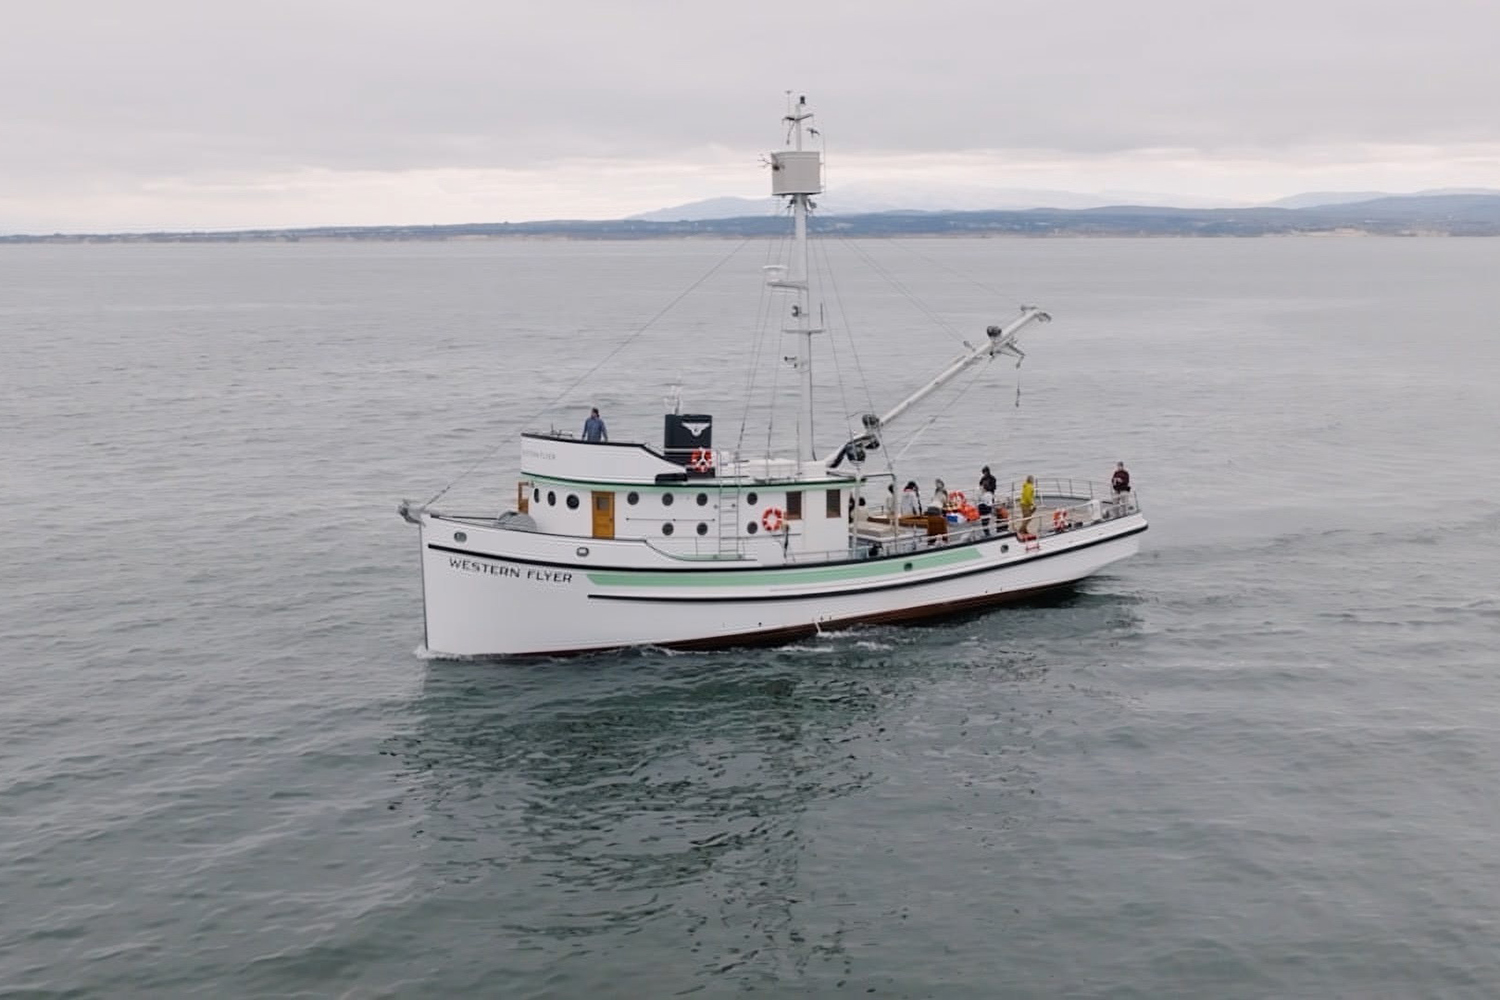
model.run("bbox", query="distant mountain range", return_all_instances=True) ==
[631,187,1500,221]
[627,184,1253,221]
[7,190,1500,242]
[1265,187,1500,210]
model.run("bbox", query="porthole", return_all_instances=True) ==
[662,493,674,506]
[662,522,675,536]
[627,491,639,505]
[566,494,580,509]
[453,531,467,543]
[547,491,557,506]
[696,493,708,506]
[747,521,758,535]
[696,522,708,536]
[1001,544,1010,553]
[533,488,540,502]
[746,491,758,505]
[576,546,590,557]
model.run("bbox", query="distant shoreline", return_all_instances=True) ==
[5,195,1500,243]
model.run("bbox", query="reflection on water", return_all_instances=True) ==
[384,598,1137,992]
[397,647,890,891]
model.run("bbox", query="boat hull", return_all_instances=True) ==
[415,514,1146,658]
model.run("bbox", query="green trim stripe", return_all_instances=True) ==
[587,546,980,587]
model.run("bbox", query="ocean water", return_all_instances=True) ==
[3,237,1500,998]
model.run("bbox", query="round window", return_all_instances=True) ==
[533,488,540,502]
[696,493,708,506]
[746,521,758,535]
[627,491,639,505]
[662,493,674,506]
[662,522,675,536]
[566,494,579,509]
[547,491,557,506]
[696,522,708,535]
[746,491,758,505]
[453,531,467,543]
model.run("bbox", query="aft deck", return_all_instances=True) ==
[842,477,1141,560]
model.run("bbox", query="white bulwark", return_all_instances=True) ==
[399,97,1147,657]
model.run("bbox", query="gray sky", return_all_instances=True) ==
[5,0,1499,231]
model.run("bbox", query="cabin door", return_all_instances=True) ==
[591,492,615,539]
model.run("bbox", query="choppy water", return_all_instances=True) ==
[4,237,1500,997]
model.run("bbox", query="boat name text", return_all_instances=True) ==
[448,557,572,584]
[522,447,556,462]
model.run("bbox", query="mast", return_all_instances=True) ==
[768,94,823,463]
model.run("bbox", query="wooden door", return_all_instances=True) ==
[591,492,615,539]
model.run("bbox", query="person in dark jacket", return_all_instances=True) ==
[582,407,608,443]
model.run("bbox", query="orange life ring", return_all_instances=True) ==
[761,507,785,532]
[948,490,966,507]
[689,448,713,473]
[960,504,979,521]
[1052,510,1068,531]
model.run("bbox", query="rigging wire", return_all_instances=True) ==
[422,237,752,507]
[838,237,970,348]
[886,237,1018,301]
[761,204,800,462]
[815,233,898,490]
[889,358,993,464]
[808,226,854,447]
[736,215,791,456]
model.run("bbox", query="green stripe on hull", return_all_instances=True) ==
[587,546,981,587]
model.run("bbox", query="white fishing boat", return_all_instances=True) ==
[399,97,1147,657]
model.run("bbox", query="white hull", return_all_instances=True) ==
[416,512,1146,657]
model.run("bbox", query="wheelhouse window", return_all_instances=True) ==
[826,489,841,518]
[786,491,802,520]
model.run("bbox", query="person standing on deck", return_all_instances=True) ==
[1019,474,1037,538]
[930,479,949,514]
[901,481,922,517]
[977,465,998,533]
[582,407,608,443]
[1111,461,1131,496]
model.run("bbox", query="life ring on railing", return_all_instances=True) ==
[761,507,785,533]
[948,490,966,507]
[689,448,713,473]
[1052,510,1068,532]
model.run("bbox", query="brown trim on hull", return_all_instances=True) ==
[427,579,1080,660]
[661,579,1078,652]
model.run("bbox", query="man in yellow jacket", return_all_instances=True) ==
[1019,475,1037,538]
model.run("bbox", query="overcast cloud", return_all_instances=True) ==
[4,0,1499,231]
